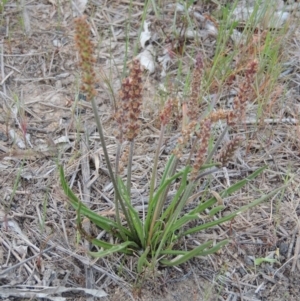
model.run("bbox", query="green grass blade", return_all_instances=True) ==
[151,168,191,260]
[137,246,150,273]
[160,239,229,266]
[199,240,229,256]
[146,166,190,246]
[88,237,134,255]
[89,237,122,250]
[118,177,145,246]
[151,167,190,245]
[145,155,177,232]
[160,240,210,266]
[189,166,267,216]
[209,205,226,217]
[60,165,130,236]
[182,184,286,237]
[159,172,190,224]
[89,241,139,258]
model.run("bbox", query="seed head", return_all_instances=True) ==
[74,16,97,100]
[115,60,143,142]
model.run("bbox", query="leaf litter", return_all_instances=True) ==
[0,0,300,300]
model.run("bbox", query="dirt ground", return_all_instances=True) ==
[1,1,300,300]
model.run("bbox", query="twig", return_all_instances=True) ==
[291,231,300,272]
[0,40,6,95]
[0,238,40,282]
[0,245,55,276]
[0,70,14,85]
[287,227,298,259]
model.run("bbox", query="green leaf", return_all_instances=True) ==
[182,183,286,237]
[89,241,139,258]
[254,257,279,266]
[166,214,199,233]
[137,246,150,273]
[146,165,190,247]
[90,237,123,250]
[182,213,236,237]
[160,239,229,266]
[118,177,144,246]
[152,167,191,258]
[59,165,130,237]
[199,240,229,256]
[209,205,226,216]
[159,171,189,224]
[173,166,268,232]
[224,166,267,196]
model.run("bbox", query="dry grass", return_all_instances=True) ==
[0,0,300,300]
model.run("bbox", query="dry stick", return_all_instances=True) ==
[0,70,13,85]
[0,40,7,95]
[0,245,55,276]
[52,243,124,283]
[20,0,31,35]
[0,238,40,282]
[119,0,145,5]
[234,273,244,301]
[291,231,300,273]
[274,253,300,277]
[3,52,48,57]
[80,135,95,294]
[287,227,298,259]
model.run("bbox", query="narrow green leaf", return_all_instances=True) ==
[168,214,199,233]
[187,166,267,217]
[137,246,150,273]
[254,257,279,266]
[182,184,286,237]
[159,171,189,224]
[159,240,213,266]
[199,240,229,256]
[151,168,191,256]
[224,166,267,196]
[160,249,189,255]
[182,212,237,237]
[118,177,144,246]
[170,166,268,233]
[89,238,121,250]
[146,166,190,247]
[160,239,229,266]
[59,166,130,237]
[88,237,133,255]
[89,241,139,258]
[209,205,226,216]
[146,154,177,230]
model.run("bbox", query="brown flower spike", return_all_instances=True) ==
[228,60,258,126]
[115,60,143,142]
[190,119,211,179]
[187,53,204,122]
[216,136,243,166]
[74,16,97,100]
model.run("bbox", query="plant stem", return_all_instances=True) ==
[205,125,229,163]
[115,142,122,228]
[127,140,135,195]
[91,97,135,236]
[146,155,179,247]
[149,124,165,201]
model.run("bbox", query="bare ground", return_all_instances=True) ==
[1,1,300,300]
